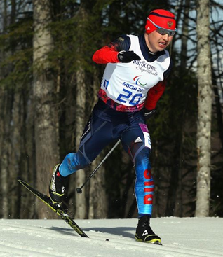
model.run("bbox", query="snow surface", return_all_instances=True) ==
[0,217,222,257]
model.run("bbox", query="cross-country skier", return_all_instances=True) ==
[49,8,176,244]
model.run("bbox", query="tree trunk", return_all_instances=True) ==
[88,156,107,218]
[33,0,59,218]
[9,92,22,218]
[174,0,190,217]
[0,89,12,219]
[19,86,36,219]
[195,0,212,217]
[88,68,107,219]
[0,0,13,219]
[74,3,90,219]
[75,65,87,219]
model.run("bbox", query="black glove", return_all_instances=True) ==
[143,109,156,119]
[118,50,141,63]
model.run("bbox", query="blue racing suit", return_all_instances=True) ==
[59,34,172,216]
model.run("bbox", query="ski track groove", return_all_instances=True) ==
[1,221,222,257]
[86,231,223,257]
[0,222,84,241]
[0,241,74,257]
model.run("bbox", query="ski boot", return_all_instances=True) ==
[49,164,69,210]
[135,215,162,245]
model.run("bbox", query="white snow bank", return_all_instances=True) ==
[0,217,222,257]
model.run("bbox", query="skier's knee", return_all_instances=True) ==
[129,141,150,162]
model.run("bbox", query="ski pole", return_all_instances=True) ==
[76,139,121,193]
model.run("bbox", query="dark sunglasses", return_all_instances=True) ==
[147,18,176,36]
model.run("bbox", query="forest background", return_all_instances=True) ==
[0,0,222,220]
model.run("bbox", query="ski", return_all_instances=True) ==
[18,178,88,238]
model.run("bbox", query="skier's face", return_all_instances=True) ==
[144,30,174,53]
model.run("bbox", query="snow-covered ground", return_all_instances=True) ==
[0,217,222,257]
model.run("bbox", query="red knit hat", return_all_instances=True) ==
[145,9,176,34]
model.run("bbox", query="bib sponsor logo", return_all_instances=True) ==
[122,81,143,93]
[133,60,158,76]
[122,75,148,93]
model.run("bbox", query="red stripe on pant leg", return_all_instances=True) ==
[144,194,153,204]
[144,187,154,192]
[144,169,151,179]
[144,181,154,186]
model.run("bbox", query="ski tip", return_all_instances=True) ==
[18,178,26,185]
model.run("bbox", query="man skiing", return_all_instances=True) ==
[49,8,176,245]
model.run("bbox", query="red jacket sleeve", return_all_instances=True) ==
[144,81,166,110]
[92,46,119,64]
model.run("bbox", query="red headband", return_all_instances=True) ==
[145,9,176,34]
